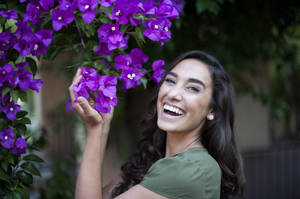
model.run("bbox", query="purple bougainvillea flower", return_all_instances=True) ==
[119,67,144,91]
[144,18,171,45]
[20,0,27,3]
[72,82,89,103]
[15,67,33,90]
[0,129,14,149]
[152,67,166,83]
[0,9,18,19]
[171,0,184,12]
[0,64,15,87]
[78,0,98,24]
[3,101,21,121]
[97,23,129,51]
[138,1,156,15]
[81,67,99,91]
[114,54,132,70]
[100,0,115,7]
[94,40,112,56]
[40,0,54,11]
[35,29,53,46]
[23,2,43,25]
[0,52,7,60]
[14,20,34,41]
[151,59,166,83]
[66,98,74,110]
[155,0,179,19]
[15,61,29,68]
[30,38,48,56]
[11,137,27,154]
[30,79,43,93]
[152,59,165,71]
[0,32,17,51]
[94,91,117,113]
[52,9,75,31]
[112,0,140,26]
[99,76,117,98]
[59,0,78,11]
[13,39,31,57]
[130,48,148,69]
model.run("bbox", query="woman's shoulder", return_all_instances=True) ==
[140,147,221,199]
[152,147,221,176]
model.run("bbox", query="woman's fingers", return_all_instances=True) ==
[69,68,84,115]
[77,97,94,115]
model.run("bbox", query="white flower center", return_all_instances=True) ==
[66,4,70,8]
[116,10,121,16]
[58,16,63,21]
[34,44,38,50]
[4,136,8,140]
[2,71,6,75]
[164,27,168,32]
[154,25,159,29]
[126,61,130,65]
[111,26,116,31]
[36,6,40,9]
[10,107,14,111]
[85,5,90,9]
[110,97,113,100]
[127,73,136,80]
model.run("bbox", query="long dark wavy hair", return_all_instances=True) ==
[112,50,246,199]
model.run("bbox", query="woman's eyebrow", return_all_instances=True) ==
[167,71,206,88]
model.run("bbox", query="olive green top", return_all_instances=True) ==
[140,147,221,199]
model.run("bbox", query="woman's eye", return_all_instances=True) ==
[165,78,175,84]
[187,86,200,92]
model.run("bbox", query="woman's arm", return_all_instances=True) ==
[70,69,168,199]
[69,69,113,199]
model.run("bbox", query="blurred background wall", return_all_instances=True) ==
[32,0,300,199]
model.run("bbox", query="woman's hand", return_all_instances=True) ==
[68,68,114,133]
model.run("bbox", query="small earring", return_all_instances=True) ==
[207,114,214,120]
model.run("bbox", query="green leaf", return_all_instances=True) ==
[12,192,22,199]
[99,14,111,24]
[195,0,220,15]
[15,117,31,125]
[129,26,145,48]
[23,154,44,163]
[1,161,8,172]
[16,111,28,118]
[21,162,41,176]
[14,124,27,136]
[2,87,10,98]
[10,90,18,104]
[16,171,33,185]
[99,6,112,17]
[133,13,145,21]
[16,187,29,199]
[140,76,148,89]
[18,91,27,102]
[5,19,17,33]
[0,169,10,183]
[25,56,38,76]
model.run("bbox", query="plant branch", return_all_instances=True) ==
[75,19,86,49]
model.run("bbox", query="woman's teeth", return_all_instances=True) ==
[163,104,183,115]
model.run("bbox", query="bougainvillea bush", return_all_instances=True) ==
[0,0,182,197]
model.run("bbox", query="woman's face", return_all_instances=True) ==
[157,58,213,134]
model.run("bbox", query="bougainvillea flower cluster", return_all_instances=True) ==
[0,128,27,154]
[72,67,117,113]
[0,0,183,154]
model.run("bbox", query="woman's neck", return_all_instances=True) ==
[164,131,203,157]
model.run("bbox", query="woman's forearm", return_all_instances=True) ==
[75,125,109,199]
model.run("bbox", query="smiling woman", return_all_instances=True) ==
[70,50,245,199]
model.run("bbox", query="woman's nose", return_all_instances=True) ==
[167,86,183,101]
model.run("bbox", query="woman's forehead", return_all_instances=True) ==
[169,59,212,85]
